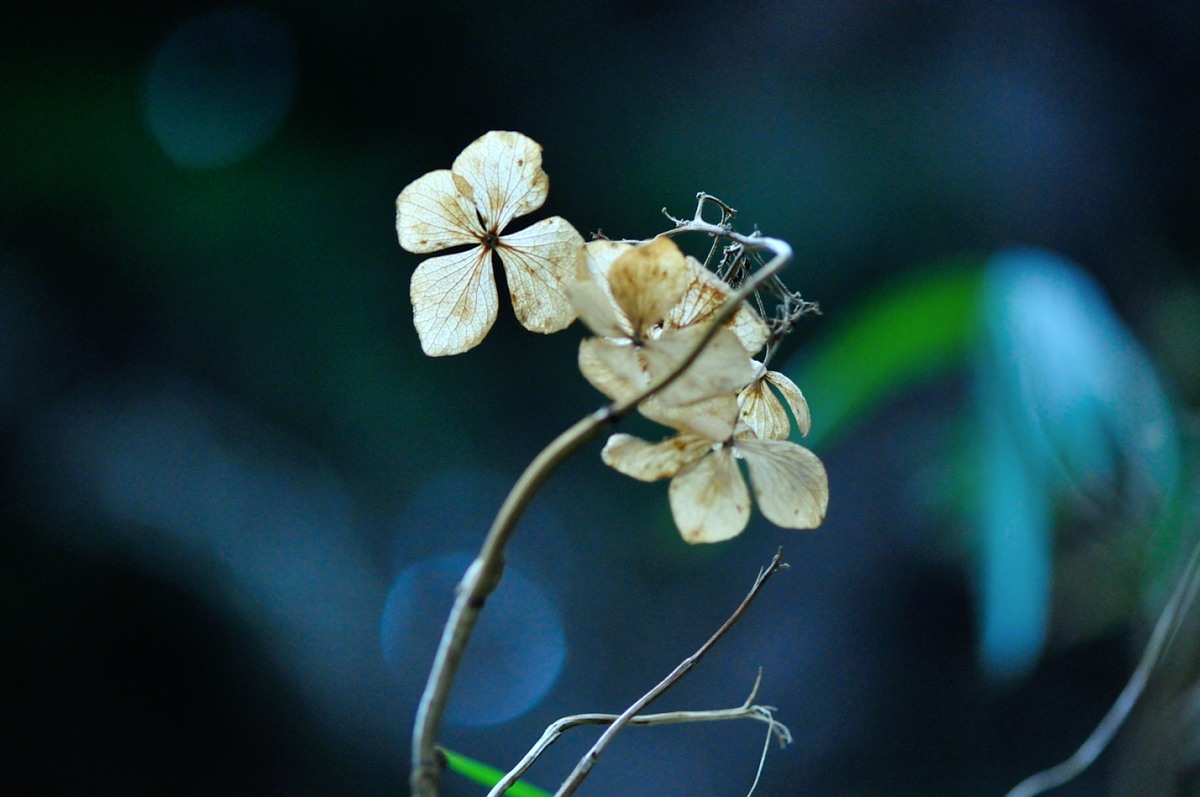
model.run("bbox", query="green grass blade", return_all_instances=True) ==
[786,260,986,448]
[440,748,552,797]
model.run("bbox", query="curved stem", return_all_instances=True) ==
[1003,528,1200,797]
[410,219,793,797]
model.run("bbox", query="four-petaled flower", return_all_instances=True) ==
[396,131,584,356]
[601,403,828,543]
[568,237,754,436]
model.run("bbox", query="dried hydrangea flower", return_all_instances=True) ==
[601,403,828,543]
[396,131,583,356]
[568,237,753,412]
[738,361,812,440]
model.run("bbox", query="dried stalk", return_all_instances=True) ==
[485,671,789,797]
[1004,531,1200,797]
[552,550,789,797]
[410,197,794,797]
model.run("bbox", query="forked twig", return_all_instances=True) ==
[552,549,790,797]
[485,669,790,797]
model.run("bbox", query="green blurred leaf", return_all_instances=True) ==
[786,261,986,448]
[441,747,552,797]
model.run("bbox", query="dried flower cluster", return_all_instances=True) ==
[396,131,828,542]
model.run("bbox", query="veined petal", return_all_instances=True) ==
[601,432,711,481]
[640,393,739,442]
[571,240,635,335]
[396,170,482,253]
[608,238,690,335]
[669,447,751,543]
[581,239,634,282]
[410,246,497,356]
[728,304,770,356]
[578,337,648,402]
[767,370,811,436]
[737,438,828,529]
[739,379,792,440]
[496,216,582,334]
[567,277,628,338]
[667,256,770,354]
[452,131,548,232]
[641,325,754,406]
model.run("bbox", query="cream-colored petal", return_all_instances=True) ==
[737,438,828,529]
[578,337,648,402]
[572,240,634,333]
[738,379,792,440]
[767,370,811,437]
[640,393,739,442]
[665,256,770,354]
[641,325,753,406]
[665,256,722,327]
[567,277,628,338]
[494,216,582,334]
[410,246,497,356]
[451,131,548,232]
[608,238,690,335]
[396,170,482,254]
[728,304,770,356]
[581,240,634,282]
[600,432,711,482]
[668,447,751,543]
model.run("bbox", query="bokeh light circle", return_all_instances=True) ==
[143,6,297,168]
[381,552,566,727]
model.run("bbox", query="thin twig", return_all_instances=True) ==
[552,549,790,797]
[1004,530,1200,797]
[487,670,790,797]
[410,199,794,797]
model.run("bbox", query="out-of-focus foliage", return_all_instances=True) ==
[441,748,551,797]
[788,262,985,449]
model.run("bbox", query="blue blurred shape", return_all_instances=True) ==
[975,370,1052,681]
[974,247,1179,680]
[381,552,566,727]
[143,6,297,168]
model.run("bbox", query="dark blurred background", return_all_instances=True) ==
[3,2,1200,795]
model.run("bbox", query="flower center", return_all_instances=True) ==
[481,230,500,250]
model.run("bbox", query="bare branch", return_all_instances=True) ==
[552,549,790,797]
[487,669,790,797]
[1004,531,1200,797]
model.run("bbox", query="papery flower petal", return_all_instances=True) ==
[396,170,482,254]
[578,337,648,402]
[608,238,690,335]
[410,246,497,356]
[451,131,547,232]
[767,370,811,436]
[667,256,770,354]
[669,447,751,543]
[641,325,754,406]
[600,432,711,481]
[496,216,582,334]
[640,392,740,442]
[739,379,792,440]
[580,240,634,282]
[571,240,634,335]
[568,278,628,338]
[728,305,770,355]
[737,438,828,529]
